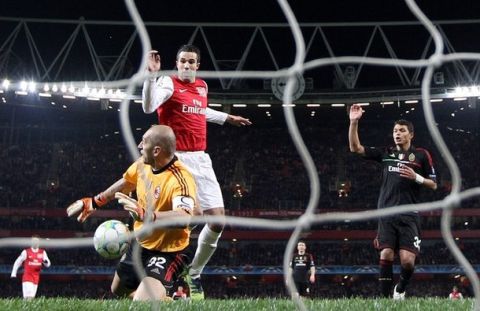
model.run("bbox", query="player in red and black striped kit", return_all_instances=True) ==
[289,241,316,297]
[348,104,437,300]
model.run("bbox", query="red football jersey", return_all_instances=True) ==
[22,248,45,284]
[156,76,208,151]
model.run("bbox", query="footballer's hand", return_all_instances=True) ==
[349,104,364,121]
[10,274,16,278]
[373,237,380,250]
[115,192,148,222]
[147,50,161,72]
[66,198,96,223]
[226,114,252,127]
[309,275,316,284]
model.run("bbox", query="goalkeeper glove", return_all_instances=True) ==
[66,193,107,223]
[115,192,155,222]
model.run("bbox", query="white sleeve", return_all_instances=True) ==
[142,75,174,114]
[206,107,228,125]
[11,250,26,277]
[43,251,51,268]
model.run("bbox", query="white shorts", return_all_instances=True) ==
[176,151,224,210]
[22,282,38,298]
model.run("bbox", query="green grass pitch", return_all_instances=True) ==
[0,298,474,311]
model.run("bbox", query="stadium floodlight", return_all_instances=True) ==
[63,95,76,99]
[20,80,27,91]
[208,103,221,107]
[109,98,122,102]
[52,84,58,92]
[331,104,345,107]
[405,100,418,104]
[68,85,75,93]
[2,79,10,90]
[453,97,467,101]
[233,104,247,107]
[381,101,394,105]
[87,97,100,101]
[257,104,271,107]
[43,83,50,92]
[39,92,52,97]
[430,98,443,103]
[98,87,106,96]
[107,89,114,96]
[306,103,320,107]
[28,81,36,93]
[357,102,370,106]
[282,104,295,107]
[134,99,143,104]
[60,84,67,93]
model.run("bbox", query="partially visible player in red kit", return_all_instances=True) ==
[10,235,51,299]
[142,44,251,299]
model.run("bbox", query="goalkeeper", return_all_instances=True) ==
[66,125,198,301]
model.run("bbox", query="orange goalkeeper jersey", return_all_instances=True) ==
[123,156,197,252]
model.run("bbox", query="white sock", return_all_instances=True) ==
[189,225,222,278]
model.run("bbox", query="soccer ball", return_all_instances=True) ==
[93,220,130,259]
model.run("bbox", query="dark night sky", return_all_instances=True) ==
[2,1,480,23]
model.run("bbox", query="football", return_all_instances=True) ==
[93,220,130,259]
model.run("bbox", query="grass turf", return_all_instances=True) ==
[0,298,474,311]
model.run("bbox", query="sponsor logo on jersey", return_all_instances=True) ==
[179,89,187,93]
[398,153,405,160]
[388,165,401,173]
[182,99,206,115]
[408,153,415,162]
[196,87,207,97]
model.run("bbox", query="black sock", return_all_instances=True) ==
[396,266,414,293]
[379,259,393,297]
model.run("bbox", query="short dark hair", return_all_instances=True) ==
[394,119,414,133]
[297,240,306,245]
[176,44,201,63]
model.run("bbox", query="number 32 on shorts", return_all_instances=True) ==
[147,256,166,269]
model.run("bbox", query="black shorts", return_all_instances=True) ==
[116,241,192,292]
[377,215,421,255]
[294,280,310,296]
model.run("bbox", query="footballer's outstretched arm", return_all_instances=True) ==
[206,108,252,127]
[66,178,136,223]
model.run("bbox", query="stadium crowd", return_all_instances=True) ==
[0,104,478,299]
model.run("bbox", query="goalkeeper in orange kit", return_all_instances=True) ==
[66,125,198,301]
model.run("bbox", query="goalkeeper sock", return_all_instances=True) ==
[396,265,414,293]
[379,259,393,297]
[189,225,222,278]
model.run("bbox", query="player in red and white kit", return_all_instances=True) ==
[449,286,463,300]
[142,44,251,299]
[10,235,51,299]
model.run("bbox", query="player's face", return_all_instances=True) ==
[297,242,306,252]
[176,52,199,82]
[31,237,40,249]
[393,124,413,147]
[138,133,153,165]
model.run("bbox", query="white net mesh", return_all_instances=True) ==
[1,0,479,310]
